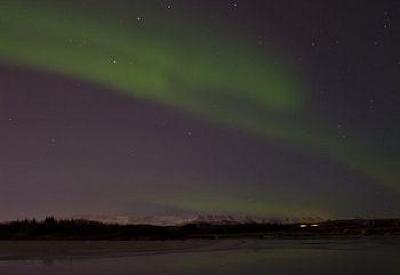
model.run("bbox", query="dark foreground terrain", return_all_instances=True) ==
[1,219,399,275]
[0,238,399,275]
[0,218,399,240]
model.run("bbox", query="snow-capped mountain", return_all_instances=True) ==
[71,214,325,226]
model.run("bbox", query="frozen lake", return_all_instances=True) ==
[0,238,399,275]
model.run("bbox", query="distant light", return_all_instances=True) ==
[300,224,307,228]
[311,224,320,227]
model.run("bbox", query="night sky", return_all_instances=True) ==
[0,0,399,220]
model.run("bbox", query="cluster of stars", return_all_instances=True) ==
[335,123,347,141]
[383,10,391,29]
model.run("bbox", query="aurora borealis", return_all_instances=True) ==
[0,0,399,220]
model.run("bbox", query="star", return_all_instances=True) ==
[50,137,57,145]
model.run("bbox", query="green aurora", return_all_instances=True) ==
[0,0,398,211]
